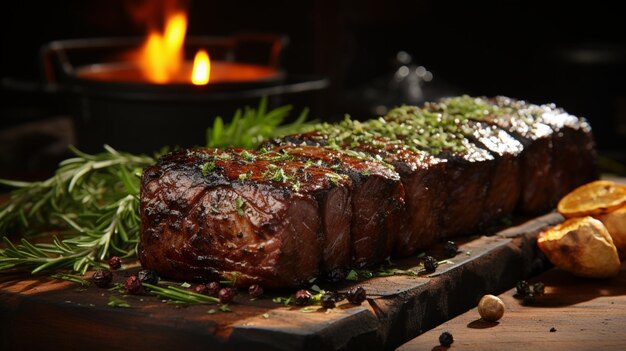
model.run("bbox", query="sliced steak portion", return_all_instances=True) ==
[435,96,557,214]
[268,144,405,272]
[464,121,523,226]
[139,148,351,288]
[382,107,498,239]
[494,97,598,200]
[419,102,525,226]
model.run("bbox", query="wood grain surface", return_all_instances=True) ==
[0,212,563,351]
[398,261,626,351]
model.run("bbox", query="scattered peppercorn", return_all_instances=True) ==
[439,331,454,347]
[523,292,536,305]
[218,287,235,304]
[295,289,312,306]
[347,286,367,305]
[249,284,264,298]
[108,256,122,270]
[206,282,222,297]
[124,275,143,294]
[423,256,439,272]
[194,284,208,294]
[515,280,530,297]
[550,327,557,332]
[444,241,458,258]
[533,282,545,295]
[137,269,159,285]
[320,292,337,309]
[91,269,113,288]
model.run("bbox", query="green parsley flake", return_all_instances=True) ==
[200,161,216,176]
[235,197,246,216]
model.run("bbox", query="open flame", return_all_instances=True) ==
[133,9,209,85]
[192,50,210,85]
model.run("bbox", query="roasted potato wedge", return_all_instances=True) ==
[557,180,626,219]
[594,204,626,259]
[537,216,620,279]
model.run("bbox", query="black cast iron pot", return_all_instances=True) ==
[36,34,329,155]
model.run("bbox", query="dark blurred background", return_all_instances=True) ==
[2,0,625,181]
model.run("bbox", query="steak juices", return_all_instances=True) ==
[138,95,598,288]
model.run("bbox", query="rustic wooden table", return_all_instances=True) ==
[0,213,560,351]
[398,261,626,351]
[2,176,624,351]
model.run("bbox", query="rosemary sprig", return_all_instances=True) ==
[206,96,315,149]
[108,295,131,308]
[0,98,314,277]
[0,146,154,274]
[142,283,220,304]
[50,272,92,286]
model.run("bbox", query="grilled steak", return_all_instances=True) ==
[139,148,351,288]
[139,95,599,288]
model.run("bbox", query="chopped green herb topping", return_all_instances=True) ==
[200,161,216,176]
[235,197,246,216]
[217,153,232,160]
[238,171,252,181]
[239,150,255,162]
[262,164,292,183]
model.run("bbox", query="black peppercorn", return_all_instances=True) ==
[248,284,264,298]
[523,292,536,305]
[320,292,337,309]
[516,280,530,296]
[205,281,221,297]
[423,256,439,272]
[124,275,143,294]
[108,256,122,270]
[444,241,458,258]
[137,269,159,285]
[218,287,235,304]
[295,289,312,306]
[439,331,454,347]
[533,282,545,295]
[91,269,113,288]
[347,286,367,305]
[550,327,557,332]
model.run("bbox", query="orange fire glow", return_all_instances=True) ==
[192,50,210,85]
[133,9,209,84]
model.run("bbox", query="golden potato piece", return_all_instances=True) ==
[537,216,620,279]
[557,180,626,219]
[595,204,626,259]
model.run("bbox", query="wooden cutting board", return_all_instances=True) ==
[0,210,564,351]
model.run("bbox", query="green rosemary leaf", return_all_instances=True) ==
[50,273,91,286]
[142,283,220,304]
[108,295,131,308]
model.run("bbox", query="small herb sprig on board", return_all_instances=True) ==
[207,96,314,149]
[143,283,220,304]
[0,97,313,276]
